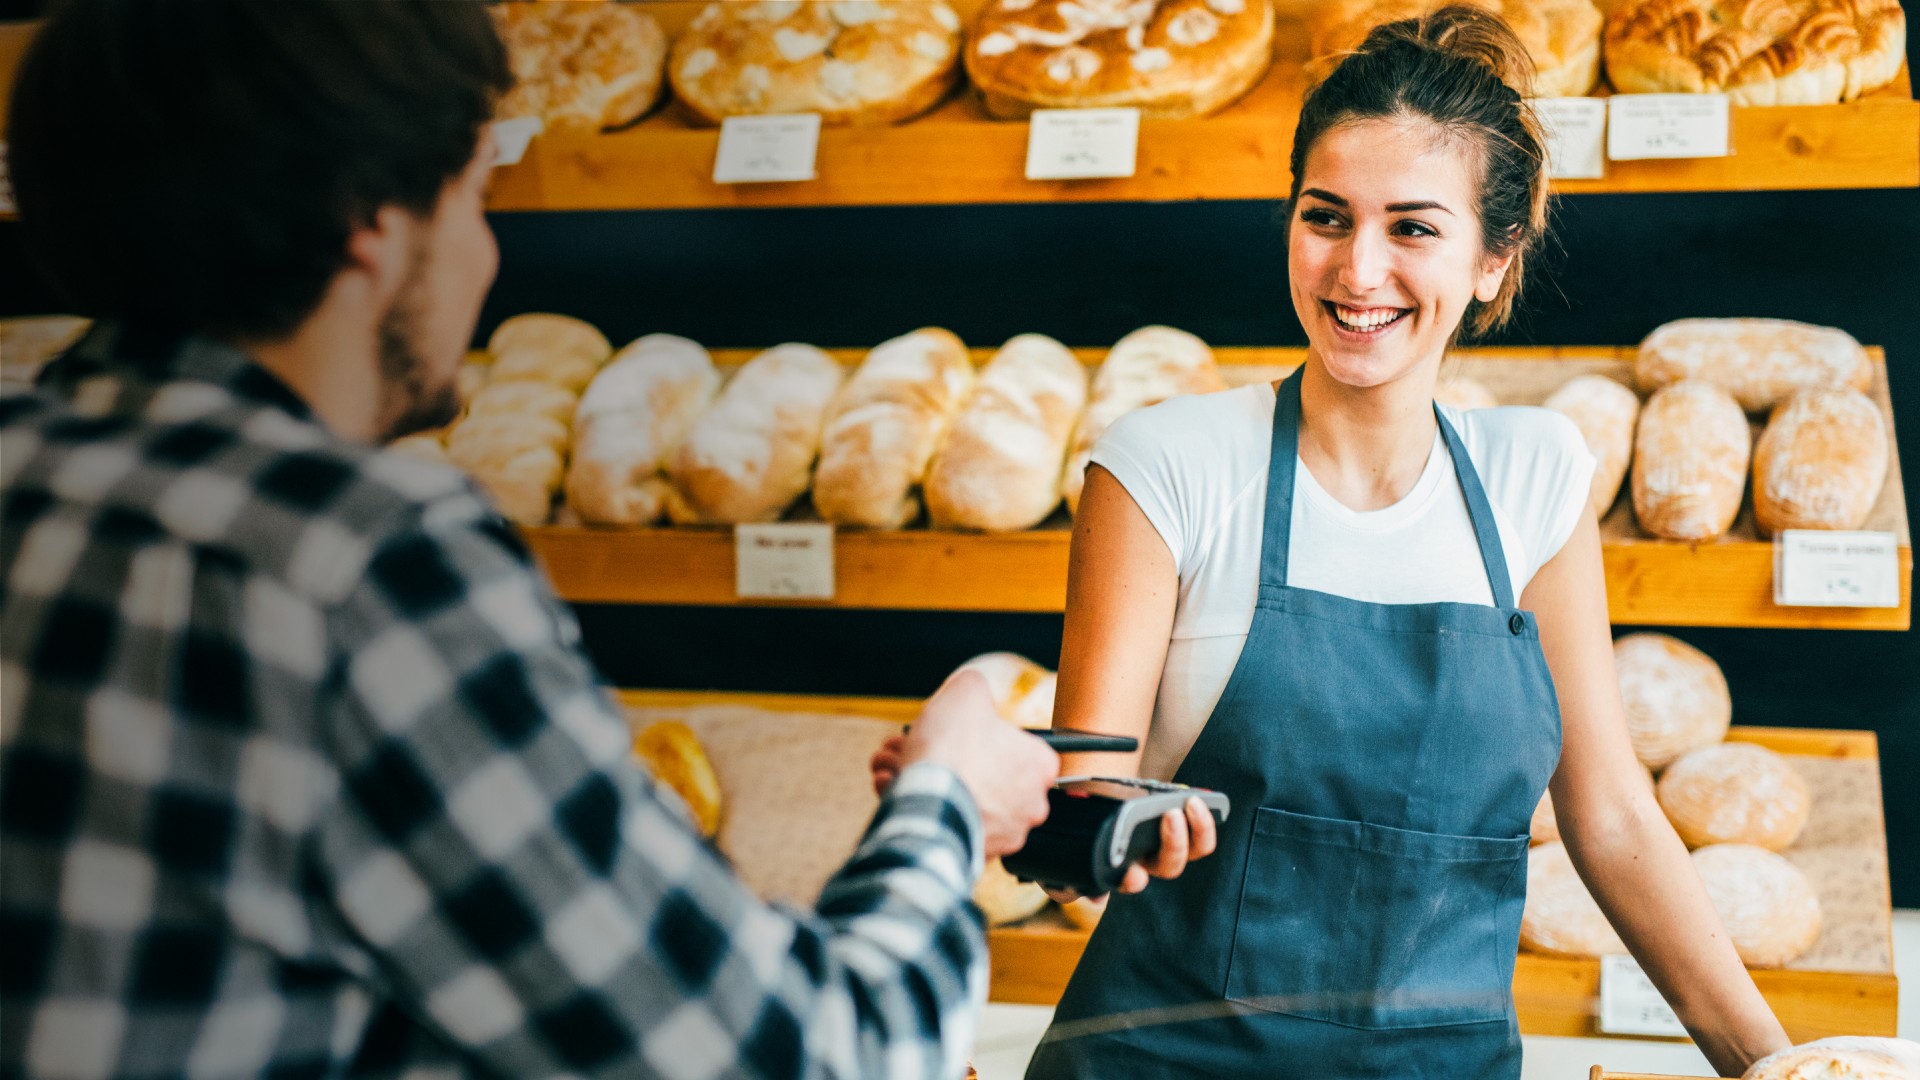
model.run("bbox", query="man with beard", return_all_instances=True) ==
[0,4,1064,1079]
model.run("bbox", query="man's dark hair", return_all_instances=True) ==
[8,0,511,341]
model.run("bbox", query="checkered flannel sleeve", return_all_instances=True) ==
[317,498,988,1080]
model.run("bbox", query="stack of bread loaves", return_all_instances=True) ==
[814,328,976,529]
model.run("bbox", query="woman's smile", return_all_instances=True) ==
[1325,300,1413,340]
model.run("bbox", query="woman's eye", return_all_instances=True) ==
[1302,208,1344,228]
[1395,220,1438,238]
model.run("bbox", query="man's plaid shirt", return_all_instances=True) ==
[0,325,988,1080]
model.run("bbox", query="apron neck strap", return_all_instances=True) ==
[1260,368,1518,608]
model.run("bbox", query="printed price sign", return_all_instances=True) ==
[1533,97,1608,180]
[1599,955,1687,1037]
[713,114,822,184]
[491,117,543,168]
[1025,108,1140,181]
[736,523,835,600]
[1774,530,1901,608]
[1607,94,1731,160]
[0,142,13,214]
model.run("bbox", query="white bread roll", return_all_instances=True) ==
[1530,789,1559,845]
[1753,387,1889,536]
[447,412,571,525]
[1631,380,1751,541]
[665,344,846,525]
[1544,374,1640,518]
[1613,633,1731,770]
[926,334,1089,532]
[566,335,722,526]
[1520,841,1625,958]
[1744,1038,1920,1080]
[953,652,1057,730]
[1062,326,1226,515]
[486,313,614,393]
[1434,375,1499,413]
[1658,743,1811,852]
[975,857,1049,926]
[1691,843,1822,968]
[1636,318,1871,413]
[814,328,976,529]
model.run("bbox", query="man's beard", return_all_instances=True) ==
[375,250,463,442]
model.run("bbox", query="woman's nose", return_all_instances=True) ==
[1337,231,1391,294]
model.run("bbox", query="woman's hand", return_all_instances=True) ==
[1042,795,1221,900]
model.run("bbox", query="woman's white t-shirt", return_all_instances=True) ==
[1088,383,1596,782]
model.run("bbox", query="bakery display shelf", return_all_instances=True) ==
[477,2,1918,212]
[525,346,1911,630]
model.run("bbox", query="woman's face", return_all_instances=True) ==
[1288,115,1512,392]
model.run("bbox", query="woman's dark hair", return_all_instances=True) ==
[1289,5,1549,339]
[7,0,511,341]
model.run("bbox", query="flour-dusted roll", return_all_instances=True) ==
[953,651,1058,730]
[564,335,722,527]
[447,412,571,525]
[665,343,846,525]
[1435,375,1498,413]
[1614,632,1731,770]
[926,334,1090,532]
[1605,0,1906,106]
[1635,318,1872,413]
[1753,387,1889,537]
[1521,841,1625,958]
[1658,742,1811,852]
[1631,379,1750,541]
[1545,374,1640,518]
[1063,325,1226,514]
[487,313,614,393]
[1743,1038,1920,1080]
[814,328,976,529]
[976,858,1051,926]
[1691,843,1822,968]
[492,0,670,132]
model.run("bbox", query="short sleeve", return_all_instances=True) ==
[1517,408,1598,584]
[1087,406,1190,571]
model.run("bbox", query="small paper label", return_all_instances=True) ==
[1025,108,1140,181]
[713,114,822,184]
[1534,97,1608,180]
[491,117,544,168]
[1774,530,1901,608]
[1598,955,1687,1037]
[736,523,835,600]
[1607,94,1731,160]
[0,142,13,214]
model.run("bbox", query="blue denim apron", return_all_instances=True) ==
[1027,370,1562,1079]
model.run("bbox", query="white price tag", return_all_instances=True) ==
[1533,97,1608,180]
[0,141,14,214]
[1025,108,1140,181]
[713,114,821,184]
[1607,94,1731,160]
[736,523,835,600]
[490,117,543,168]
[1599,955,1687,1037]
[1774,530,1901,608]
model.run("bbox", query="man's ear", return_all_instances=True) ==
[343,206,417,301]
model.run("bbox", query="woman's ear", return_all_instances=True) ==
[1475,249,1516,304]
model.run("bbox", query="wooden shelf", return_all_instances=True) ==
[525,346,1912,630]
[482,2,1919,212]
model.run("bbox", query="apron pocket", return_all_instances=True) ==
[1224,806,1528,1030]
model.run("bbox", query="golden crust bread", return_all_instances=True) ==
[814,328,976,529]
[1604,0,1907,105]
[486,313,614,393]
[1753,386,1889,536]
[634,720,724,838]
[1691,842,1822,967]
[1631,379,1751,542]
[1309,0,1605,96]
[1658,742,1812,850]
[1635,317,1872,413]
[493,1,669,132]
[669,0,964,126]
[966,0,1276,119]
[975,858,1051,925]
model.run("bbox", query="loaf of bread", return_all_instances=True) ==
[814,328,976,529]
[1753,387,1888,536]
[493,0,669,132]
[1434,375,1499,413]
[1060,892,1109,930]
[1311,0,1604,96]
[926,334,1090,532]
[1604,0,1906,106]
[665,344,845,525]
[1063,326,1226,514]
[634,720,724,838]
[1545,374,1640,518]
[444,380,582,525]
[1636,318,1872,412]
[670,0,963,126]
[1613,632,1731,770]
[457,350,493,408]
[1521,841,1626,957]
[566,335,722,526]
[487,313,614,393]
[1631,380,1750,541]
[953,651,1058,730]
[1691,843,1822,968]
[976,857,1051,926]
[966,0,1275,119]
[388,430,452,465]
[1658,742,1811,851]
[1744,1038,1920,1080]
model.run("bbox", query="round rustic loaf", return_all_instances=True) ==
[1753,387,1889,536]
[493,1,669,132]
[1310,0,1605,96]
[1692,843,1822,968]
[1636,318,1872,413]
[1521,841,1626,957]
[1743,1037,1920,1080]
[1545,374,1640,519]
[1613,632,1731,769]
[1658,742,1812,851]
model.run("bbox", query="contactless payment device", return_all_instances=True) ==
[1001,776,1230,897]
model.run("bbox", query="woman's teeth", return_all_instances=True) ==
[1331,305,1407,332]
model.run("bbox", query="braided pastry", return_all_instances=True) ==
[1605,0,1906,105]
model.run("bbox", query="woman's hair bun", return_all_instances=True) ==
[1354,4,1537,99]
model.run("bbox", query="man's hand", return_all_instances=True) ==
[1039,795,1219,902]
[869,671,1058,858]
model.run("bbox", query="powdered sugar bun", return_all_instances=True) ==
[1063,325,1226,514]
[1434,375,1499,412]
[1658,743,1812,852]
[1613,633,1731,770]
[1544,374,1640,518]
[1692,843,1821,968]
[1631,379,1751,541]
[1521,841,1626,957]
[1743,1038,1920,1080]
[1753,387,1889,537]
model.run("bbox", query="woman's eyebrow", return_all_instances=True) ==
[1387,200,1454,215]
[1301,187,1346,205]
